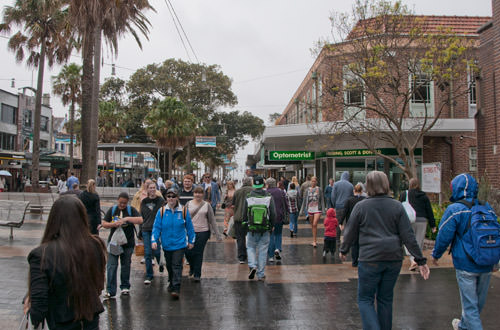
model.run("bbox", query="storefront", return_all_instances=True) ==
[0,151,26,191]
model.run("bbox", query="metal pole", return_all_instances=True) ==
[113,146,116,187]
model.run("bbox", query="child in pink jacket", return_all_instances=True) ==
[323,208,338,258]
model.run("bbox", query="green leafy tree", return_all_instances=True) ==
[0,0,72,190]
[316,0,477,178]
[268,112,282,124]
[68,0,154,182]
[52,63,82,173]
[145,97,199,179]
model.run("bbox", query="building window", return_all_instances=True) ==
[409,70,434,117]
[23,109,32,127]
[469,147,477,172]
[468,63,477,118]
[41,116,49,132]
[0,132,16,150]
[61,143,65,153]
[1,104,17,125]
[343,66,365,120]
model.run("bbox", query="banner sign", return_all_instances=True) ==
[196,136,216,148]
[269,151,315,161]
[422,162,441,193]
[319,148,422,158]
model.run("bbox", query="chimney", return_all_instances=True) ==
[42,93,50,107]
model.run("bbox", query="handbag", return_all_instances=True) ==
[402,190,416,224]
[135,241,144,256]
[221,202,226,209]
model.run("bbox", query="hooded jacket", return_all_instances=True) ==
[432,173,495,273]
[324,208,338,238]
[152,204,195,251]
[331,171,354,210]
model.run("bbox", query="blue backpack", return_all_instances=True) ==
[111,204,131,217]
[457,199,500,266]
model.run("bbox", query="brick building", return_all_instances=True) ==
[252,15,489,195]
[478,0,500,188]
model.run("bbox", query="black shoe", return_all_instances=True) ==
[193,276,201,282]
[171,291,179,299]
[159,265,164,273]
[290,231,294,238]
[248,267,257,279]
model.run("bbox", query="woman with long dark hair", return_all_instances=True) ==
[79,179,102,234]
[24,196,106,329]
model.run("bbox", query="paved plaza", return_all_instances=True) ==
[0,206,499,329]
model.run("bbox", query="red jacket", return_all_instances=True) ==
[324,208,338,238]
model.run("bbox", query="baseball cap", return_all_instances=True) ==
[253,176,264,189]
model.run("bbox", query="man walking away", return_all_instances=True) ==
[243,176,276,281]
[324,178,334,209]
[332,171,353,254]
[232,176,253,263]
[432,173,500,330]
[66,172,79,191]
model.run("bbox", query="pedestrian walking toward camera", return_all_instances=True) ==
[78,179,101,235]
[324,178,335,209]
[266,177,289,262]
[57,174,67,194]
[323,208,338,259]
[25,197,106,329]
[232,176,253,263]
[244,176,276,281]
[140,182,165,285]
[300,176,325,247]
[202,173,221,215]
[432,173,500,330]
[102,192,143,299]
[185,186,223,281]
[340,171,429,330]
[222,180,236,236]
[399,178,436,271]
[152,188,195,299]
[179,174,196,206]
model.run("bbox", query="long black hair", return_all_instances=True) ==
[36,196,106,321]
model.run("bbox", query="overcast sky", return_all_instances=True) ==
[0,0,493,177]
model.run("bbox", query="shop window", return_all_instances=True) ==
[469,147,477,172]
[23,109,32,127]
[1,104,17,125]
[41,116,49,132]
[409,70,434,117]
[343,66,365,120]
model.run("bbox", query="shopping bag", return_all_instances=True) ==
[227,216,236,238]
[402,190,416,224]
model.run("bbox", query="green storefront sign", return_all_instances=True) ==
[317,148,422,158]
[269,151,315,161]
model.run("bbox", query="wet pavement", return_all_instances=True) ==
[1,207,499,329]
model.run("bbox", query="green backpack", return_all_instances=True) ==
[246,193,272,233]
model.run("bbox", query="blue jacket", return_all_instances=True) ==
[66,175,79,190]
[331,171,354,210]
[152,204,195,251]
[432,173,494,273]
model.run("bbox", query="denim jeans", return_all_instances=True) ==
[246,231,270,278]
[357,261,402,330]
[142,231,161,279]
[164,248,185,292]
[268,223,283,258]
[234,221,247,261]
[455,269,492,330]
[106,246,134,296]
[185,231,210,278]
[289,211,299,234]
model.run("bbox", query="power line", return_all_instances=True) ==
[234,68,308,84]
[164,0,192,62]
[166,0,199,63]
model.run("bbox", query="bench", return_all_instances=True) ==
[0,192,58,220]
[0,200,30,239]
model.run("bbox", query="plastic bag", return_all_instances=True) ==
[227,216,236,238]
[112,227,127,245]
[19,313,44,330]
[402,190,416,224]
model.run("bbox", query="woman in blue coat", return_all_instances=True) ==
[152,188,195,299]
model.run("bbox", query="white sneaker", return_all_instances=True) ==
[452,318,460,330]
[274,249,281,260]
[121,288,130,295]
[103,292,115,299]
[144,278,152,285]
[140,258,145,264]
[268,257,274,262]
[152,260,155,265]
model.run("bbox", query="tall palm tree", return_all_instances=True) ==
[145,98,198,179]
[52,63,82,174]
[0,0,72,191]
[68,0,154,182]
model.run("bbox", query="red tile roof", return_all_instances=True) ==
[347,15,491,39]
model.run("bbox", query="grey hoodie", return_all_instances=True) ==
[331,171,354,210]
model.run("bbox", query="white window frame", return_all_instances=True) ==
[467,63,477,118]
[409,68,435,118]
[343,65,365,120]
[469,147,477,172]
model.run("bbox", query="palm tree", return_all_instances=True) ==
[0,0,72,191]
[68,0,154,182]
[145,98,198,179]
[52,63,82,174]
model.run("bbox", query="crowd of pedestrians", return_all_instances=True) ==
[20,170,499,330]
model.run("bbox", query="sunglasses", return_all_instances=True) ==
[166,195,177,198]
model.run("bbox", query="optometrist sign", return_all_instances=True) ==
[269,151,315,161]
[421,162,441,193]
